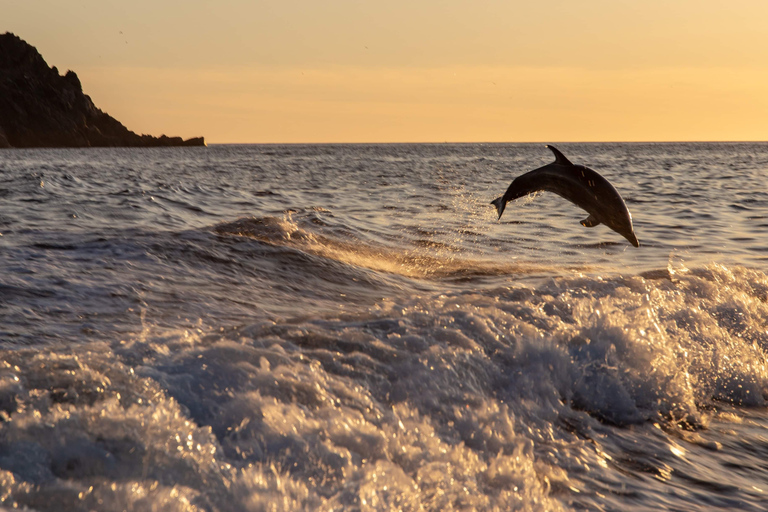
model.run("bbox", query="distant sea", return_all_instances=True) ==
[1,143,767,510]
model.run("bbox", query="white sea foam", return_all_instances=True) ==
[1,264,767,509]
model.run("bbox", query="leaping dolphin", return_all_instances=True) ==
[491,145,639,247]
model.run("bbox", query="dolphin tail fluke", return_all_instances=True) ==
[491,196,506,220]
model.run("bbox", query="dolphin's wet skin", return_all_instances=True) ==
[492,145,640,247]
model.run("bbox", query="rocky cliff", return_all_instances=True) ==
[0,33,204,148]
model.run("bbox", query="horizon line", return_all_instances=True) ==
[203,139,768,145]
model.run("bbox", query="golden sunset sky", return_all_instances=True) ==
[4,1,767,143]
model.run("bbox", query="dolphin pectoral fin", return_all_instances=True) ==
[491,196,506,219]
[580,214,600,228]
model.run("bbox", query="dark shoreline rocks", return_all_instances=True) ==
[0,33,205,148]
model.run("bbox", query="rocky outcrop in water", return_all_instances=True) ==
[0,33,204,148]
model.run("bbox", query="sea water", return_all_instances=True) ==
[0,143,767,510]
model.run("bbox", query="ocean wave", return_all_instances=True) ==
[1,263,767,509]
[212,213,589,281]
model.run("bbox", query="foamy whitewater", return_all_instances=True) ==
[1,143,767,510]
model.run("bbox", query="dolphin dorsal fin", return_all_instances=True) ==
[546,145,573,166]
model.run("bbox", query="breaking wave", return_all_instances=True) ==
[2,262,767,509]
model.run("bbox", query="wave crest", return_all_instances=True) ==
[213,213,586,281]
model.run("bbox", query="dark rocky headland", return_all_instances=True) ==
[0,33,204,148]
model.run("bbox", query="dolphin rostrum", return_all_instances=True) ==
[491,145,639,247]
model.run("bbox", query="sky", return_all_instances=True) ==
[3,0,768,143]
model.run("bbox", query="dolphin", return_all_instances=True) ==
[491,145,639,247]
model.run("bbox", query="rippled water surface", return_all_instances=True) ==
[1,143,767,510]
